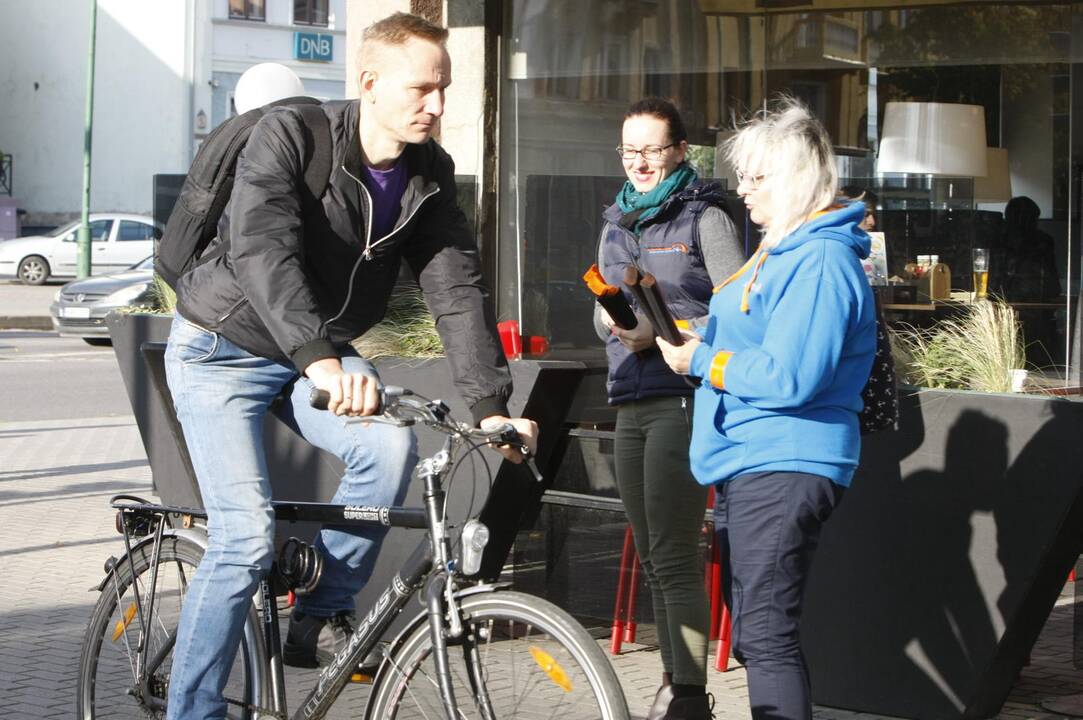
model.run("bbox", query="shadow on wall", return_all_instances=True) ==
[803,390,1083,719]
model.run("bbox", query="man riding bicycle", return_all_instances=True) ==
[163,12,537,719]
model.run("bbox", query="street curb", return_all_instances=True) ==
[0,316,53,331]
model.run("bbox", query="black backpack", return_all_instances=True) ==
[156,96,333,288]
[859,290,899,434]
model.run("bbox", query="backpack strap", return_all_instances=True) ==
[295,103,333,202]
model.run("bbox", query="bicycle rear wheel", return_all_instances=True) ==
[75,535,267,719]
[367,590,629,720]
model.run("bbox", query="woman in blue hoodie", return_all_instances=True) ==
[658,99,877,720]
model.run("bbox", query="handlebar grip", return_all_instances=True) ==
[309,388,331,410]
[308,386,409,414]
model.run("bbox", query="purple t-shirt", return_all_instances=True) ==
[360,158,408,241]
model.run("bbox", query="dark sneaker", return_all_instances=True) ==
[282,609,383,673]
[661,693,715,720]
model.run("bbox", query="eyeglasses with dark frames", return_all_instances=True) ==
[616,143,677,161]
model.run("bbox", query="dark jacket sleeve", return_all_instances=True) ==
[228,109,336,371]
[403,145,512,425]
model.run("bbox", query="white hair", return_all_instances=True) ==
[725,98,838,249]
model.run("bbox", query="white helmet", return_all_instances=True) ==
[234,63,307,114]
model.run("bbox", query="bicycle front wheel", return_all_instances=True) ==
[368,590,629,720]
[75,535,267,719]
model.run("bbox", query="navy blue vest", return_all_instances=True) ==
[600,181,722,404]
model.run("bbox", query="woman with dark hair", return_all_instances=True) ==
[594,96,744,720]
[658,98,877,720]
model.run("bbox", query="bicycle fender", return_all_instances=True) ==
[89,528,208,592]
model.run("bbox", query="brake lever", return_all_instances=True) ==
[523,454,544,483]
[493,425,543,483]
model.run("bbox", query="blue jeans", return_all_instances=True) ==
[163,314,417,720]
[715,472,844,720]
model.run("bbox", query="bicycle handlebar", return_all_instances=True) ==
[308,386,542,481]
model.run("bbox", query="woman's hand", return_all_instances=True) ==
[612,312,654,351]
[656,331,701,375]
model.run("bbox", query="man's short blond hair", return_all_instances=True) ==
[360,12,448,70]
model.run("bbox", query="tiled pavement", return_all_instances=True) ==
[3,415,1083,719]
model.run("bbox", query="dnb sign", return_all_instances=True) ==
[294,32,333,63]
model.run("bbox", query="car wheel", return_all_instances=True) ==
[17,255,50,285]
[83,338,112,347]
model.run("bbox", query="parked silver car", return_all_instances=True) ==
[49,256,155,344]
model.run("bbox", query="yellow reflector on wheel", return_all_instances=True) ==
[529,646,572,692]
[112,603,137,642]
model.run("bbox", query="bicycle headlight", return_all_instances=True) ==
[459,520,490,576]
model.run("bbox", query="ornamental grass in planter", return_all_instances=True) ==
[890,298,1028,393]
[351,284,443,359]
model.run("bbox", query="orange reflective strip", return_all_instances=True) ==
[709,351,733,389]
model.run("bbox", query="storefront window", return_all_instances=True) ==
[499,1,1082,386]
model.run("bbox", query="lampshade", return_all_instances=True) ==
[974,147,1012,203]
[877,102,988,177]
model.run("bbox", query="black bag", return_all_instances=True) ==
[156,96,333,288]
[859,290,899,434]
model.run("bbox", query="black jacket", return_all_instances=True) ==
[175,99,511,423]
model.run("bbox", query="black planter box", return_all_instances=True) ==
[803,387,1083,719]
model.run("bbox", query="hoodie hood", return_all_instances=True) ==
[771,200,870,259]
[714,199,871,316]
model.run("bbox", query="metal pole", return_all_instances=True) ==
[77,0,97,278]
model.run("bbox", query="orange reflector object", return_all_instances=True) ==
[529,646,572,692]
[112,603,137,642]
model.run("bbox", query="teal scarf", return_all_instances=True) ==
[615,163,697,235]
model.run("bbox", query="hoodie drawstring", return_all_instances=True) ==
[713,204,846,314]
[714,247,767,314]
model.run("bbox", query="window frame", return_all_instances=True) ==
[229,0,266,22]
[116,220,155,242]
[293,0,329,27]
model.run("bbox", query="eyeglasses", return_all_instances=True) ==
[735,170,769,189]
[616,144,676,161]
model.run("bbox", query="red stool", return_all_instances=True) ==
[610,526,638,654]
[610,487,734,672]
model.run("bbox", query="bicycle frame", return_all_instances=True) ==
[106,428,484,720]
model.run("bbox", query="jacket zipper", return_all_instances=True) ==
[217,297,247,324]
[325,165,440,328]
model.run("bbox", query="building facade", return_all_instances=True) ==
[476,1,1083,386]
[0,0,346,228]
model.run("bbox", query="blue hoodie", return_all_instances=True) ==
[687,201,876,487]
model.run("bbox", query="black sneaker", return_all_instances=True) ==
[661,693,715,720]
[282,609,382,673]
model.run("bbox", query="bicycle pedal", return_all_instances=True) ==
[350,672,374,684]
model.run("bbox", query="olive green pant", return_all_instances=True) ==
[614,395,709,685]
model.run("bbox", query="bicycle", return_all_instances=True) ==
[76,385,630,719]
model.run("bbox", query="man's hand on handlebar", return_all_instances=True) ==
[479,416,538,464]
[304,358,381,417]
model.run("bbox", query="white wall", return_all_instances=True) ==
[442,1,485,176]
[343,0,486,174]
[0,0,347,225]
[0,0,191,223]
